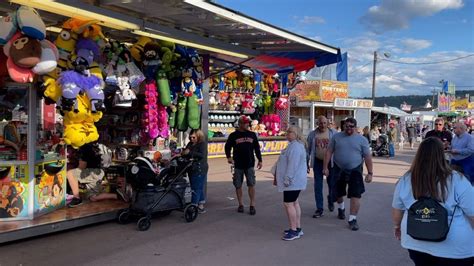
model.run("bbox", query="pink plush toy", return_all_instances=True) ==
[275,96,289,110]
[143,81,159,139]
[242,93,256,114]
[156,102,169,138]
[269,114,281,136]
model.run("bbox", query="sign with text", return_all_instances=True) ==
[208,139,288,157]
[334,98,373,109]
[291,80,321,102]
[438,92,451,112]
[320,80,349,102]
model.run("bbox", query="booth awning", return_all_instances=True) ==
[372,106,408,117]
[241,51,341,75]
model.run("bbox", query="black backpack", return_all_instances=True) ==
[407,197,457,242]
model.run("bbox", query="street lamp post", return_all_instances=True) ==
[371,51,377,103]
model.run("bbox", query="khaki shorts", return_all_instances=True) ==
[70,168,105,197]
[233,167,256,188]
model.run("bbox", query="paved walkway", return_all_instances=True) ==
[0,149,416,266]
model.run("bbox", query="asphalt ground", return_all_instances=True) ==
[0,148,417,266]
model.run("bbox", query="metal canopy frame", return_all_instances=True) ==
[58,0,339,57]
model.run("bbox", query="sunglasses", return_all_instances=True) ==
[345,124,356,128]
[435,123,443,126]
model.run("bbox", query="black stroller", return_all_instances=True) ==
[372,134,389,157]
[116,156,198,231]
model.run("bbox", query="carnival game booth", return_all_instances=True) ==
[0,0,341,242]
[371,106,408,135]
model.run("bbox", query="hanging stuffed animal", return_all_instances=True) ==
[187,94,200,130]
[241,69,253,91]
[16,6,46,40]
[55,18,98,70]
[263,94,273,114]
[156,102,169,138]
[254,71,262,94]
[143,81,159,139]
[176,95,188,131]
[181,68,195,97]
[142,42,161,80]
[280,73,289,95]
[189,50,204,102]
[225,71,237,90]
[3,32,40,83]
[168,104,177,129]
[32,39,59,75]
[130,36,152,62]
[0,13,17,45]
[113,77,136,107]
[209,92,218,110]
[156,70,171,106]
[275,96,289,110]
[218,74,225,91]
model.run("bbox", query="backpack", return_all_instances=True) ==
[97,143,112,168]
[407,197,457,242]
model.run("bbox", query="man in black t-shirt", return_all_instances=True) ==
[225,116,262,215]
[425,118,453,150]
[66,143,124,207]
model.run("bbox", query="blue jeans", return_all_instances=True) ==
[190,174,206,205]
[313,159,335,210]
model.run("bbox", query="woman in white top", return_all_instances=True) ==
[273,126,308,241]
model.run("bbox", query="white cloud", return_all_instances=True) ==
[389,84,406,91]
[343,34,474,97]
[401,38,432,52]
[360,0,464,33]
[298,16,326,24]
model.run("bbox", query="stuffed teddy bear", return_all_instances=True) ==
[227,92,236,111]
[219,91,229,107]
[209,92,219,110]
[251,120,259,132]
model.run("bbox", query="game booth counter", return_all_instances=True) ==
[0,0,341,242]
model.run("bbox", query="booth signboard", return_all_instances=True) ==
[34,159,67,216]
[320,80,348,102]
[438,92,450,112]
[0,164,29,220]
[291,80,321,102]
[453,98,469,111]
[334,98,373,109]
[208,139,288,157]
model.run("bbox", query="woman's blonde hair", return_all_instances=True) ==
[287,126,306,147]
[190,129,205,143]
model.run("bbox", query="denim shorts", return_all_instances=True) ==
[233,167,256,188]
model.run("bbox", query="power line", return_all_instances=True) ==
[349,62,372,75]
[380,54,474,65]
[375,72,474,87]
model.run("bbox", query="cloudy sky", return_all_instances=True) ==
[216,0,474,97]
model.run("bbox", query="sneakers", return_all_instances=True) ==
[282,229,300,241]
[312,209,324,218]
[328,196,334,212]
[198,207,207,214]
[249,206,256,215]
[348,219,359,231]
[283,228,304,237]
[116,188,130,203]
[68,197,83,208]
[337,208,346,220]
[237,205,244,213]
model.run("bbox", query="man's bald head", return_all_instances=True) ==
[317,116,328,131]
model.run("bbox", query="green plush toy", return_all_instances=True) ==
[156,70,171,106]
[177,95,188,131]
[187,94,201,129]
[168,104,177,128]
[263,95,273,114]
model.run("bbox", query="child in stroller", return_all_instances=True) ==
[372,134,390,157]
[117,156,198,231]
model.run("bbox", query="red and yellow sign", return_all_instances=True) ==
[320,80,348,102]
[208,139,288,158]
[291,80,348,102]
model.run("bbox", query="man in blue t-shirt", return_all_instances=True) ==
[323,118,373,231]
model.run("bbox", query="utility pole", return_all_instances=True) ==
[371,51,377,103]
[431,88,437,108]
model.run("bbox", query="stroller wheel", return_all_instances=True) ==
[117,209,131,224]
[184,204,198,223]
[137,216,151,231]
